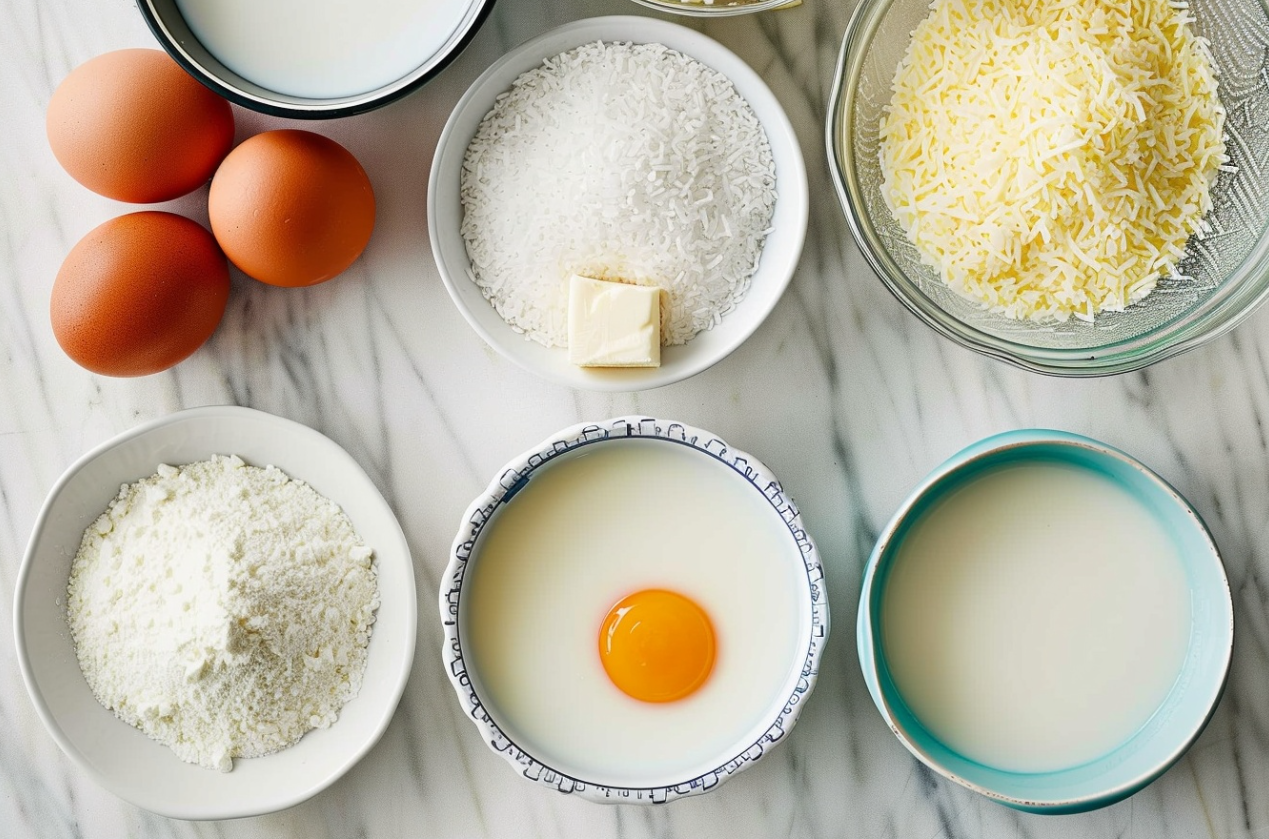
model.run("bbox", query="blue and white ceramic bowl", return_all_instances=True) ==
[439,417,828,803]
[858,430,1233,813]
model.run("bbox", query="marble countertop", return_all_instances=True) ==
[4,0,1268,836]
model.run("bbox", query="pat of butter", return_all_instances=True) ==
[567,275,661,368]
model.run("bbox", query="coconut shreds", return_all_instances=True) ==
[460,41,777,347]
[879,0,1227,322]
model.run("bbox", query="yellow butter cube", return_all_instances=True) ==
[567,275,661,368]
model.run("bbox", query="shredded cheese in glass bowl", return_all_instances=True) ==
[830,0,1269,375]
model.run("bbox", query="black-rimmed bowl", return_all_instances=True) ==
[137,0,497,118]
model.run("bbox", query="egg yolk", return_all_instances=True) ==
[599,589,716,703]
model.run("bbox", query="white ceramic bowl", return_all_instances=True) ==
[439,417,829,803]
[13,406,417,820]
[428,17,809,392]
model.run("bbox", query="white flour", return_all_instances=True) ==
[66,455,379,772]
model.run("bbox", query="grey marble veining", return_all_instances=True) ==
[5,0,1269,835]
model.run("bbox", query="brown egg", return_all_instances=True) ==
[52,212,230,377]
[208,129,375,287]
[47,49,234,203]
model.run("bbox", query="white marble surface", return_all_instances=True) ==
[3,0,1269,836]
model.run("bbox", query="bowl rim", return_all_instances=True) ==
[826,0,1269,377]
[427,15,809,392]
[12,405,418,820]
[855,429,1234,812]
[135,0,498,118]
[438,416,830,803]
[625,0,800,17]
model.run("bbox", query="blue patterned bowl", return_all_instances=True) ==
[439,417,828,803]
[858,430,1233,813]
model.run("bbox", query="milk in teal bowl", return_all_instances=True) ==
[857,429,1233,813]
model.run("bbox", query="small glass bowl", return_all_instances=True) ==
[627,0,797,17]
[827,0,1269,376]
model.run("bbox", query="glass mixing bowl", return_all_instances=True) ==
[827,0,1269,376]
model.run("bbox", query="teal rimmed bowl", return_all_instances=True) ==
[857,430,1233,813]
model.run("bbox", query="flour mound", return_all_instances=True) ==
[67,454,379,772]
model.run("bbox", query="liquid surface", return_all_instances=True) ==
[599,588,716,703]
[461,439,806,786]
[882,461,1191,773]
[175,0,475,99]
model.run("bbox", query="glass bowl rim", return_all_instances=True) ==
[626,0,797,16]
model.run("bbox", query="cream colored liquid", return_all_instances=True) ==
[461,439,807,786]
[882,461,1191,773]
[175,0,474,99]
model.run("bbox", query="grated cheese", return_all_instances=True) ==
[878,0,1227,322]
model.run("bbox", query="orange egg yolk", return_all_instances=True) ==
[598,589,716,703]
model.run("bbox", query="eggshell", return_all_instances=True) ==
[208,130,376,287]
[52,212,230,377]
[47,49,234,203]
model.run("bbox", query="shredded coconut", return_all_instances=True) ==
[879,0,1226,322]
[66,455,379,772]
[460,41,777,347]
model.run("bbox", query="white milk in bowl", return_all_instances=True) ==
[459,438,810,787]
[174,0,476,98]
[881,460,1192,774]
